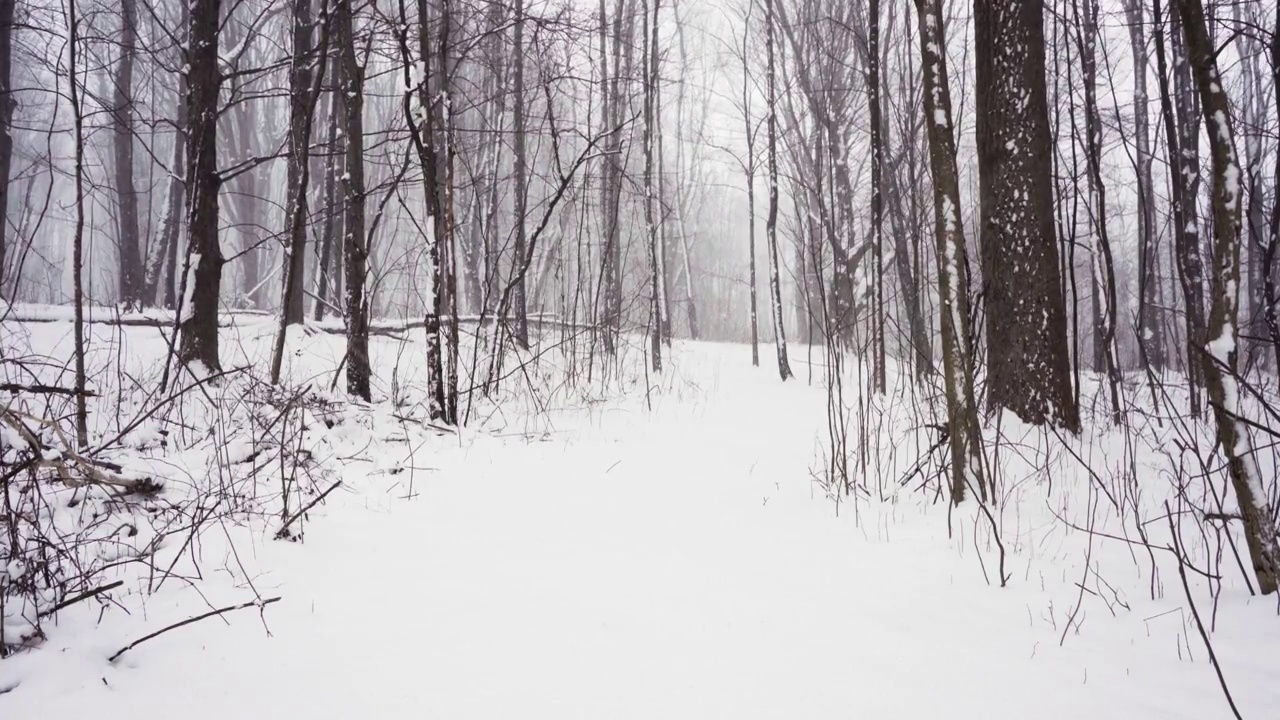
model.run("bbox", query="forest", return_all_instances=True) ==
[1,0,1278,717]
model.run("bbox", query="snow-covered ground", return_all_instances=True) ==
[2,316,1277,719]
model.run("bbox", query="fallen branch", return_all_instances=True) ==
[275,481,342,539]
[108,596,282,663]
[38,581,124,618]
[0,383,98,397]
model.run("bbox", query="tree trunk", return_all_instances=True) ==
[438,0,459,424]
[1152,0,1202,413]
[915,0,986,504]
[1178,0,1280,595]
[1171,5,1207,407]
[112,0,143,308]
[869,0,886,392]
[642,0,663,372]
[143,0,188,309]
[1076,0,1122,424]
[271,0,331,385]
[1122,0,1164,372]
[511,0,529,348]
[975,0,1078,430]
[0,0,14,295]
[764,0,791,381]
[177,0,224,372]
[314,64,342,321]
[69,0,89,446]
[280,0,317,327]
[336,0,369,400]
[744,31,759,367]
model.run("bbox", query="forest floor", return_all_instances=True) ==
[2,314,1278,718]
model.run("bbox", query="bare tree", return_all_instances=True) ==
[1120,0,1164,373]
[112,0,143,308]
[763,0,790,380]
[1073,0,1122,424]
[975,0,1077,430]
[69,0,88,445]
[271,0,332,385]
[511,0,530,348]
[913,0,984,504]
[1177,0,1280,595]
[177,0,225,372]
[642,0,663,371]
[279,0,321,327]
[336,0,369,400]
[868,0,886,392]
[0,0,13,294]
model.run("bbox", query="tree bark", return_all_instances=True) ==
[743,16,759,368]
[511,0,530,348]
[642,0,663,371]
[1171,4,1207,404]
[69,0,89,446]
[0,0,14,295]
[869,0,886,392]
[271,0,331,385]
[1177,0,1280,595]
[177,0,225,372]
[1122,0,1164,372]
[336,0,369,399]
[975,0,1078,430]
[143,0,188,309]
[112,0,143,308]
[1075,0,1122,424]
[314,62,343,322]
[280,0,317,327]
[914,0,986,504]
[764,0,791,380]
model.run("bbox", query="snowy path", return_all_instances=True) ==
[7,345,1272,719]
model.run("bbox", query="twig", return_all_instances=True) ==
[275,481,342,539]
[38,580,123,618]
[1165,503,1244,720]
[0,382,98,397]
[108,596,281,663]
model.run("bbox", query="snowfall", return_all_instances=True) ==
[2,309,1278,719]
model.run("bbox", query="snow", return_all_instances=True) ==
[2,319,1279,719]
[178,253,200,324]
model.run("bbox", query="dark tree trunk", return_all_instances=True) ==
[113,0,143,308]
[1178,0,1280,595]
[1076,0,1122,424]
[0,0,14,295]
[177,0,224,372]
[601,0,631,354]
[336,0,369,399]
[280,0,316,326]
[1172,5,1207,403]
[975,0,1078,430]
[869,0,886,392]
[271,0,331,385]
[143,0,188,309]
[511,0,529,348]
[1152,0,1203,413]
[1123,0,1164,372]
[437,0,459,423]
[69,0,88,445]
